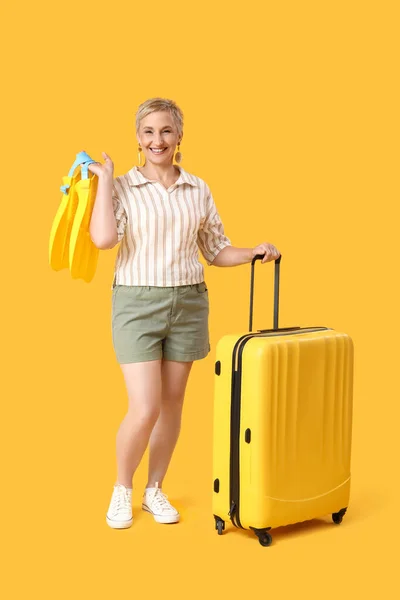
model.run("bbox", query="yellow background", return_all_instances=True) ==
[1,0,399,598]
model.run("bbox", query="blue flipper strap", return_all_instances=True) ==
[60,151,97,194]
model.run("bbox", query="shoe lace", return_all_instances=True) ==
[112,485,131,512]
[149,488,173,512]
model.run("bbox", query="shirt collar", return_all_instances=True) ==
[128,165,198,187]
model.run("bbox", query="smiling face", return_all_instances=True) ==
[137,110,182,167]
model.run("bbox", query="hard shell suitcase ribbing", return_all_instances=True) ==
[212,256,354,546]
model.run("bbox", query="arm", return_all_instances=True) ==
[88,152,127,249]
[212,243,280,267]
[211,246,252,266]
[197,186,232,265]
[89,175,118,249]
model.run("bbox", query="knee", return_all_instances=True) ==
[161,393,185,412]
[128,402,161,429]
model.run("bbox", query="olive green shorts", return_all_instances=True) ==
[111,282,210,364]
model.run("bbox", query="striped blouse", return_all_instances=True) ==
[110,165,232,288]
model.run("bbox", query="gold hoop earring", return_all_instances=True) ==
[174,143,183,164]
[138,145,142,166]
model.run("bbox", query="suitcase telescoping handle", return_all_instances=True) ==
[249,254,282,332]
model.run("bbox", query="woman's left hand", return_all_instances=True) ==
[251,242,280,264]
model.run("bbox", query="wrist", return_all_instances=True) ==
[246,248,254,262]
[98,173,113,185]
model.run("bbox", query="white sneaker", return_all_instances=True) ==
[142,482,180,524]
[106,484,133,529]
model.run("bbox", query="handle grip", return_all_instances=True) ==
[249,254,281,332]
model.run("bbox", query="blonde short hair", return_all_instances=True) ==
[135,97,184,138]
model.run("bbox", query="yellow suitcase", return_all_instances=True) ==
[212,256,354,546]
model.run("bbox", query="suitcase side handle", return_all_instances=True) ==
[249,254,281,332]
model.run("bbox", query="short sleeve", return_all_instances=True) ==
[112,179,127,242]
[197,185,231,266]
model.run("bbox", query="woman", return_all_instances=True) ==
[88,97,280,529]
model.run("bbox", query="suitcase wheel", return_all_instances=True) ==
[214,515,225,535]
[258,532,273,547]
[332,508,347,524]
[250,527,273,547]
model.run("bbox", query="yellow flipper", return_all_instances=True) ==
[69,172,99,283]
[49,151,98,282]
[49,170,81,271]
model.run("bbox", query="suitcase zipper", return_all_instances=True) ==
[229,334,251,528]
[229,327,329,529]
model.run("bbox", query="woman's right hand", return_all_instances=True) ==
[86,151,114,179]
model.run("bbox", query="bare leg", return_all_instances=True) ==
[115,360,162,488]
[145,359,193,489]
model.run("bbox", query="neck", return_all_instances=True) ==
[138,163,180,180]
